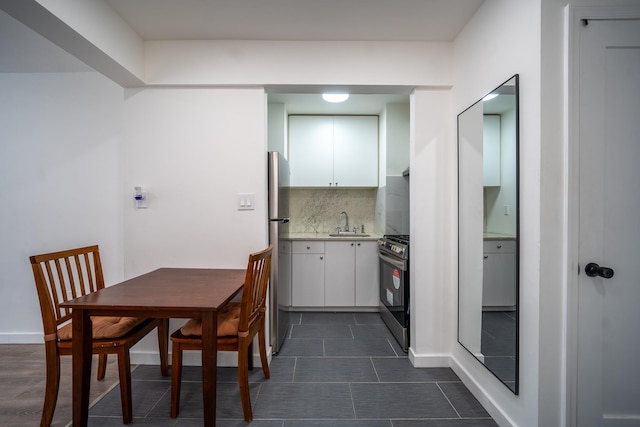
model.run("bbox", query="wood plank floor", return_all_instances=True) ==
[0,344,120,427]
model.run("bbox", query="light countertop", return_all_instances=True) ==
[483,232,517,240]
[281,233,381,241]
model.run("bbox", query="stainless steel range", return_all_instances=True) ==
[378,235,409,352]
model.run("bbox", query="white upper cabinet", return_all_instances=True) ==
[332,116,379,187]
[289,115,378,187]
[289,116,334,186]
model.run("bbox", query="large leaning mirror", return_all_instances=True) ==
[458,75,519,394]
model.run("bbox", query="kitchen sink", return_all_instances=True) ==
[329,233,370,237]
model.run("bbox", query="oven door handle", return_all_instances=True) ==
[378,252,407,271]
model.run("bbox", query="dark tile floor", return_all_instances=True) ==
[86,312,497,426]
[481,311,517,392]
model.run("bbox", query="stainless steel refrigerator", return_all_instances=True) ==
[267,151,290,353]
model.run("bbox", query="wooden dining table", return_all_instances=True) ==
[60,267,246,427]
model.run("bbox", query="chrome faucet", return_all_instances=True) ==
[340,211,349,232]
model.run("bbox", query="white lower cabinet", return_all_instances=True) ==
[482,239,516,308]
[291,240,379,308]
[291,241,325,306]
[325,242,356,306]
[355,241,379,306]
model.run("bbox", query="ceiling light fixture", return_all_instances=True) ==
[482,93,498,102]
[322,93,349,103]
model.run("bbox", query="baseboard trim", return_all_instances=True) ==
[0,333,42,344]
[0,334,274,368]
[408,348,450,367]
[449,355,515,427]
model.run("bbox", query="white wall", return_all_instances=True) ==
[267,102,287,155]
[458,102,485,358]
[376,103,411,235]
[410,88,452,366]
[121,87,268,274]
[145,40,452,86]
[0,71,124,342]
[485,106,518,236]
[375,108,388,234]
[386,103,410,176]
[452,0,542,426]
[120,87,269,357]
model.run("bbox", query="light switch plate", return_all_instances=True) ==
[237,193,255,210]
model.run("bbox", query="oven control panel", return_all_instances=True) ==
[378,235,409,260]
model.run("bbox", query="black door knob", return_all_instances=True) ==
[585,262,614,279]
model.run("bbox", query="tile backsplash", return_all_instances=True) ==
[289,188,377,234]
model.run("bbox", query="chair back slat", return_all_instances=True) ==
[238,245,272,333]
[29,245,104,334]
[81,252,98,293]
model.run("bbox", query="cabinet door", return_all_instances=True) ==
[483,115,501,187]
[482,240,516,307]
[333,116,379,187]
[355,241,380,306]
[325,241,355,306]
[292,253,325,306]
[289,116,334,187]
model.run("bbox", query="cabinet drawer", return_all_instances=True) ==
[293,241,325,254]
[278,241,291,254]
[483,240,515,253]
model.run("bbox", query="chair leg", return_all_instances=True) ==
[237,340,253,422]
[116,348,133,424]
[258,325,270,379]
[97,354,108,380]
[170,341,183,418]
[157,319,169,377]
[40,342,60,427]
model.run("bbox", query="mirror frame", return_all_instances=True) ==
[457,74,520,394]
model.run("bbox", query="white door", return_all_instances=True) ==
[577,18,640,426]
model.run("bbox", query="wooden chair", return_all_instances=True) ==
[29,245,169,426]
[170,245,273,421]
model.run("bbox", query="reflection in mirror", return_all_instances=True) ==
[458,75,519,394]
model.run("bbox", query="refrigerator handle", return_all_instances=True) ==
[270,218,290,223]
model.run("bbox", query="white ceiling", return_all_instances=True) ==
[1,0,485,113]
[103,0,484,113]
[104,0,484,42]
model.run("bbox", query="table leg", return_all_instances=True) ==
[71,309,93,426]
[201,311,217,427]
